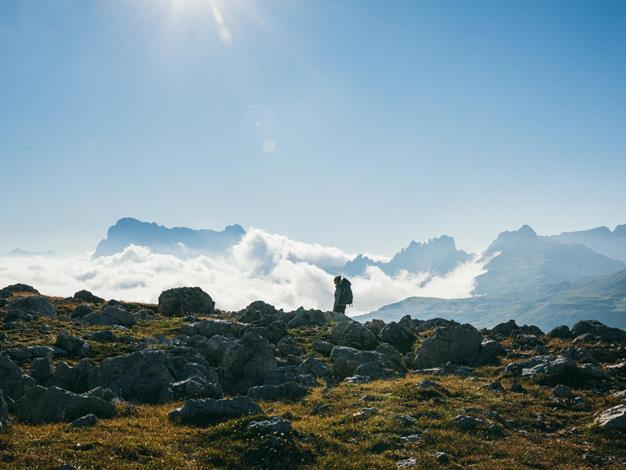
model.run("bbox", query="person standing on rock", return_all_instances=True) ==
[333,276,353,313]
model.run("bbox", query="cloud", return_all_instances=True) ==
[0,229,487,315]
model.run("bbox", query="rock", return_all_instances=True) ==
[613,390,626,401]
[435,452,449,464]
[247,416,292,435]
[353,407,379,419]
[312,340,334,356]
[331,321,378,350]
[158,287,215,316]
[14,385,115,424]
[452,415,485,431]
[171,377,223,400]
[364,319,386,335]
[354,361,397,380]
[202,332,278,394]
[547,325,571,339]
[237,300,281,323]
[414,318,460,333]
[5,345,57,362]
[0,390,8,432]
[344,375,372,384]
[379,322,415,353]
[73,290,104,304]
[489,319,519,337]
[480,339,505,362]
[488,422,506,436]
[69,413,98,428]
[484,381,504,393]
[509,381,525,393]
[277,336,305,357]
[0,355,35,401]
[395,414,418,426]
[70,304,94,319]
[553,384,574,398]
[83,387,117,402]
[520,355,606,385]
[287,308,327,328]
[571,320,626,342]
[298,356,331,378]
[52,359,94,393]
[247,382,308,402]
[83,305,136,327]
[412,325,482,368]
[181,319,244,339]
[88,349,221,403]
[397,458,417,468]
[0,283,39,298]
[55,332,89,357]
[85,330,117,342]
[312,403,331,415]
[7,295,56,318]
[595,404,626,429]
[264,367,315,387]
[330,346,400,379]
[169,396,262,426]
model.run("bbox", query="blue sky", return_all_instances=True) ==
[1,0,625,256]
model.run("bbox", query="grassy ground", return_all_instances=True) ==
[1,370,625,469]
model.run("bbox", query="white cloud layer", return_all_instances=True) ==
[0,229,486,315]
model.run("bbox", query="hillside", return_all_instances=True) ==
[1,284,625,469]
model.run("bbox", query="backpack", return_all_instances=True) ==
[340,278,353,305]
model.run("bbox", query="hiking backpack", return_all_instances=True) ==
[340,278,353,305]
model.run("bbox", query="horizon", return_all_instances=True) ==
[2,0,626,255]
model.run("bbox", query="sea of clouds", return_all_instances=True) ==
[0,229,486,315]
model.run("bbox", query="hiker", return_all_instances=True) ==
[333,276,353,313]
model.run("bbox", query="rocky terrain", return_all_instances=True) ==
[0,284,625,469]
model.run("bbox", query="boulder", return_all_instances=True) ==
[553,384,573,398]
[571,320,626,342]
[277,336,305,357]
[452,415,485,432]
[7,295,56,318]
[412,325,482,368]
[547,325,571,339]
[364,319,386,336]
[87,349,221,403]
[595,405,626,430]
[245,320,288,344]
[480,339,505,363]
[298,356,331,378]
[379,322,415,353]
[247,382,308,402]
[169,396,262,426]
[330,346,401,379]
[171,377,223,400]
[181,319,244,339]
[263,367,316,387]
[0,390,8,432]
[55,332,89,357]
[70,304,94,319]
[52,359,94,393]
[83,305,136,327]
[201,332,277,394]
[247,416,292,435]
[0,355,35,401]
[312,340,334,356]
[158,287,215,316]
[520,355,606,385]
[0,284,39,298]
[238,301,281,323]
[30,355,54,385]
[331,321,378,350]
[287,308,326,328]
[73,290,104,304]
[14,385,115,424]
[69,413,98,428]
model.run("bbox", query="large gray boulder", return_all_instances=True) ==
[7,295,56,318]
[0,355,35,401]
[201,332,277,393]
[169,396,262,426]
[0,390,8,432]
[73,290,104,304]
[413,325,482,368]
[519,355,607,385]
[87,349,221,403]
[330,346,401,379]
[55,332,89,357]
[379,322,415,353]
[14,385,115,424]
[158,287,215,316]
[595,405,626,430]
[571,321,626,342]
[83,305,136,327]
[331,321,378,350]
[0,284,39,298]
[287,308,327,328]
[181,319,244,339]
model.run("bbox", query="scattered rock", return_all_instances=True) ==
[547,325,571,339]
[553,384,574,398]
[353,407,379,419]
[0,283,39,298]
[287,308,326,328]
[69,413,98,428]
[595,404,626,429]
[312,339,334,356]
[7,295,56,318]
[83,305,136,327]
[571,320,626,342]
[484,381,504,393]
[169,396,262,426]
[55,332,89,357]
[344,375,372,384]
[73,290,104,304]
[14,385,115,424]
[412,325,482,368]
[331,321,378,350]
[247,382,308,402]
[509,381,525,393]
[158,287,215,316]
[452,415,485,431]
[247,416,292,435]
[435,452,449,464]
[379,322,415,353]
[397,457,417,468]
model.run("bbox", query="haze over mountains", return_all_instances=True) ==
[3,217,626,329]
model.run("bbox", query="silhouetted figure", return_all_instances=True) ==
[333,276,353,313]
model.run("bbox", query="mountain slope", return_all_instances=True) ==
[93,218,245,258]
[550,225,626,262]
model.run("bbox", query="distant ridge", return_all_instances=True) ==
[93,218,245,259]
